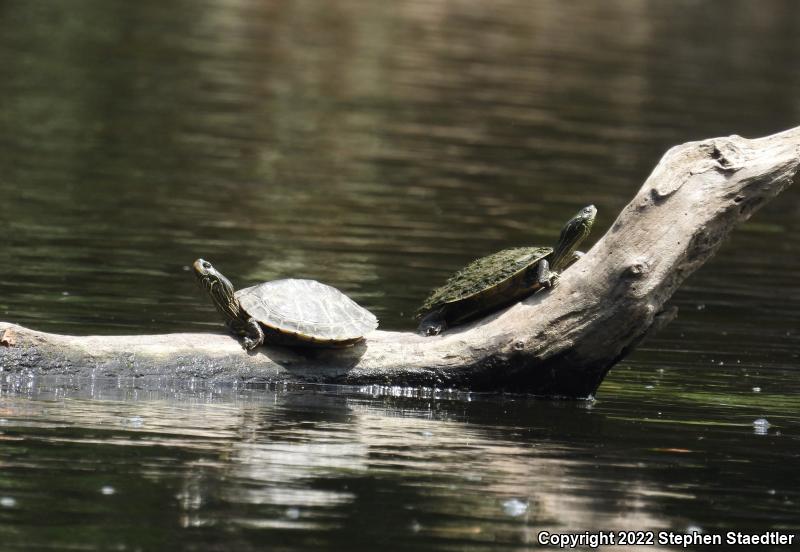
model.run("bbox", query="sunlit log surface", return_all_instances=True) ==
[1,126,798,397]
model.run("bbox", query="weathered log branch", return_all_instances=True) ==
[1,127,798,397]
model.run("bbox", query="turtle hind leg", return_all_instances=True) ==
[242,318,265,350]
[418,309,448,336]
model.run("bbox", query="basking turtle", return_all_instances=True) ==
[193,259,378,349]
[416,205,596,335]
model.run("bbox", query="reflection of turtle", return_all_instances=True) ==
[416,205,597,336]
[193,259,378,349]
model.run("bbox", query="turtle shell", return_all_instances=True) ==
[236,279,378,344]
[417,246,552,316]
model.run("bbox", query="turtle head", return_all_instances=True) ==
[550,205,597,271]
[192,259,240,323]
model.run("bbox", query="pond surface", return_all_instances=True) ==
[0,0,798,549]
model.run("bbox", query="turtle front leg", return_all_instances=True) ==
[525,259,558,289]
[418,309,448,336]
[242,318,265,350]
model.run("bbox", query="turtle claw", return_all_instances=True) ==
[242,337,258,350]
[418,310,447,336]
[423,325,443,336]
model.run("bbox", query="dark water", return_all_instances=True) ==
[0,0,799,549]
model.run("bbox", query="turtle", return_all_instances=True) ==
[192,259,378,349]
[416,205,597,336]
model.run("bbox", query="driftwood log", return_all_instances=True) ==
[1,127,798,397]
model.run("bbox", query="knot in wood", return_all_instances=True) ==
[692,138,745,175]
[626,260,650,278]
[651,178,684,201]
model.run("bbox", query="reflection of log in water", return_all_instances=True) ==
[1,127,798,397]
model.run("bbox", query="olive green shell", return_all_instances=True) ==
[237,279,378,344]
[417,246,551,316]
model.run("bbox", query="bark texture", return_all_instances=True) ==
[1,127,798,397]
